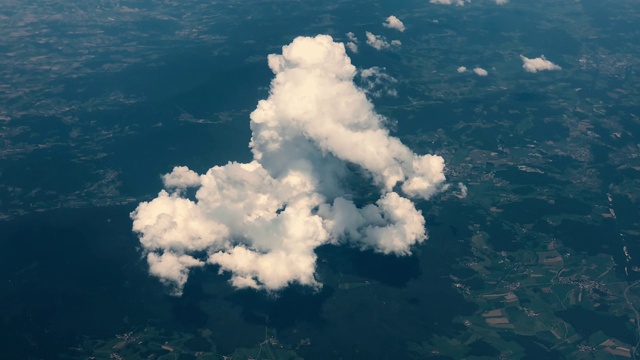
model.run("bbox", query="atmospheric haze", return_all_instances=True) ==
[131,35,446,296]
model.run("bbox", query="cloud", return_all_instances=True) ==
[131,35,446,295]
[495,0,508,4]
[147,252,204,296]
[365,31,401,51]
[430,0,469,6]
[162,166,201,189]
[360,66,398,97]
[473,67,488,76]
[345,32,359,53]
[457,66,467,73]
[456,182,468,198]
[383,16,406,32]
[520,55,561,73]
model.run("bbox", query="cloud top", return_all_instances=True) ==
[345,32,358,53]
[473,67,488,76]
[365,32,401,50]
[520,55,561,73]
[131,35,446,295]
[383,16,406,32]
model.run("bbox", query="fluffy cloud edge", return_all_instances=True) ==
[520,55,561,73]
[131,35,446,296]
[365,31,401,51]
[383,15,406,32]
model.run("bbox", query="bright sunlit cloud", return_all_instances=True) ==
[131,35,446,296]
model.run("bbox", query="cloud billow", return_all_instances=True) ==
[473,67,488,76]
[131,35,446,296]
[520,54,561,73]
[365,31,401,50]
[383,16,406,32]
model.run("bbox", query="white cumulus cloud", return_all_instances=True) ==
[457,66,467,73]
[495,0,508,4]
[456,182,468,198]
[365,31,401,51]
[520,55,561,73]
[345,32,359,53]
[383,15,406,32]
[131,35,446,295]
[473,67,488,76]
